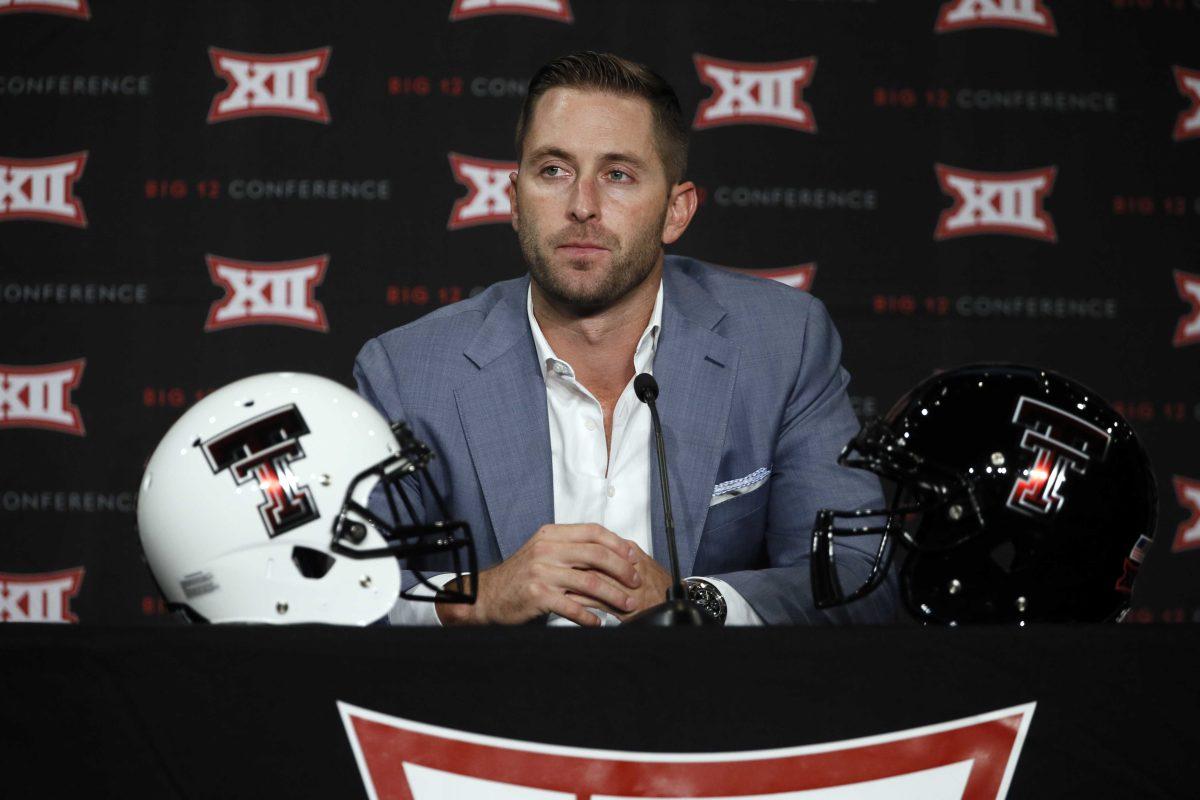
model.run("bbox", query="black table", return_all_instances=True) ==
[2,625,1196,798]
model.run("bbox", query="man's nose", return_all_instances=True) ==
[568,175,599,223]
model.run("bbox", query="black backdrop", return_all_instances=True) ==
[1,1,1198,624]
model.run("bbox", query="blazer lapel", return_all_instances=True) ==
[454,280,555,560]
[650,267,740,577]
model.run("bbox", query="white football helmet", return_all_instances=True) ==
[137,372,475,624]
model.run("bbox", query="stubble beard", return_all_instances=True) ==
[517,202,667,313]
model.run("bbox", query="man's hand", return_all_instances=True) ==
[567,542,676,622]
[435,523,642,627]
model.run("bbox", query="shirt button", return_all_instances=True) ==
[584,419,597,431]
[607,485,616,498]
[552,363,568,375]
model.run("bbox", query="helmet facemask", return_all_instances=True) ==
[331,421,477,605]
[811,418,986,610]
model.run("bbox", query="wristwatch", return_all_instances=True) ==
[684,578,727,625]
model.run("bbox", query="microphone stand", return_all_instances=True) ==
[623,374,717,626]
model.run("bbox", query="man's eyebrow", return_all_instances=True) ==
[526,146,574,163]
[600,151,648,168]
[525,147,649,169]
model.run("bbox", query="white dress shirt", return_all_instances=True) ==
[388,281,763,626]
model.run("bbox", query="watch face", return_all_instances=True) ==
[687,580,726,622]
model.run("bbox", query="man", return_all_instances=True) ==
[354,52,896,625]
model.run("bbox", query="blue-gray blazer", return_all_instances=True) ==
[353,255,898,624]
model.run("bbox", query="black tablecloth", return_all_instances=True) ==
[2,625,1196,798]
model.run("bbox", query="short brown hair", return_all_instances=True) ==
[515,51,689,185]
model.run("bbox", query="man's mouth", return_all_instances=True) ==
[556,242,610,257]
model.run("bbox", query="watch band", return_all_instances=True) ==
[684,578,727,625]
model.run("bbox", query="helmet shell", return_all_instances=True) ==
[137,373,403,624]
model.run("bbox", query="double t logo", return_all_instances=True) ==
[1007,397,1111,516]
[201,405,319,537]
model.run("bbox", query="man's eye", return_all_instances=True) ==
[542,166,564,177]
[609,170,630,181]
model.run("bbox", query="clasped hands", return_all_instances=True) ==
[435,523,675,627]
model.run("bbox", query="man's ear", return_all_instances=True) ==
[507,171,519,231]
[662,180,698,245]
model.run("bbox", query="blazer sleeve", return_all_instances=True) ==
[707,296,900,625]
[353,338,455,615]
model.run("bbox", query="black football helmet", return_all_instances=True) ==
[811,364,1157,624]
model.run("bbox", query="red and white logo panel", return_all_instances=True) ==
[205,254,329,332]
[0,0,89,18]
[448,153,517,229]
[340,700,1035,800]
[726,263,817,291]
[693,54,817,132]
[0,359,86,435]
[1173,66,1200,142]
[449,0,572,22]
[1173,270,1200,348]
[1172,476,1200,554]
[934,0,1057,35]
[0,568,85,623]
[208,47,331,123]
[0,152,87,227]
[934,164,1057,242]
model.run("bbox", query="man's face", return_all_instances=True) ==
[510,88,683,311]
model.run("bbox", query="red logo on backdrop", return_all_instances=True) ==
[934,164,1057,242]
[1173,270,1200,347]
[448,153,516,229]
[1173,476,1200,553]
[0,0,89,18]
[0,568,85,623]
[340,700,1035,799]
[0,359,86,435]
[725,263,817,291]
[0,152,88,227]
[449,0,572,22]
[1173,66,1200,142]
[935,0,1057,35]
[693,55,817,132]
[207,47,331,123]
[1006,397,1111,517]
[205,254,329,332]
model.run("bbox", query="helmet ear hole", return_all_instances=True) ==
[988,539,1016,573]
[291,546,336,579]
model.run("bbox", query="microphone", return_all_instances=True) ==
[624,373,714,626]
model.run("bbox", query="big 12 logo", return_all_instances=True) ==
[448,0,572,22]
[934,165,1057,242]
[0,568,85,623]
[208,47,332,123]
[0,153,88,227]
[447,153,517,229]
[935,0,1057,35]
[693,54,817,132]
[724,263,817,292]
[0,360,86,434]
[0,0,90,18]
[1173,270,1200,348]
[340,700,1035,799]
[1174,66,1200,142]
[205,254,330,332]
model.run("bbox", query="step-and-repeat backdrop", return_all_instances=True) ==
[1,0,1198,625]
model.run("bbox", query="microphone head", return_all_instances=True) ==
[634,373,659,403]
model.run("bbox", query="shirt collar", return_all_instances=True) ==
[527,280,664,381]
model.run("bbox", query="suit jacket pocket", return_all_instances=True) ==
[696,489,770,573]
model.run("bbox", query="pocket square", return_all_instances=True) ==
[710,467,771,507]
